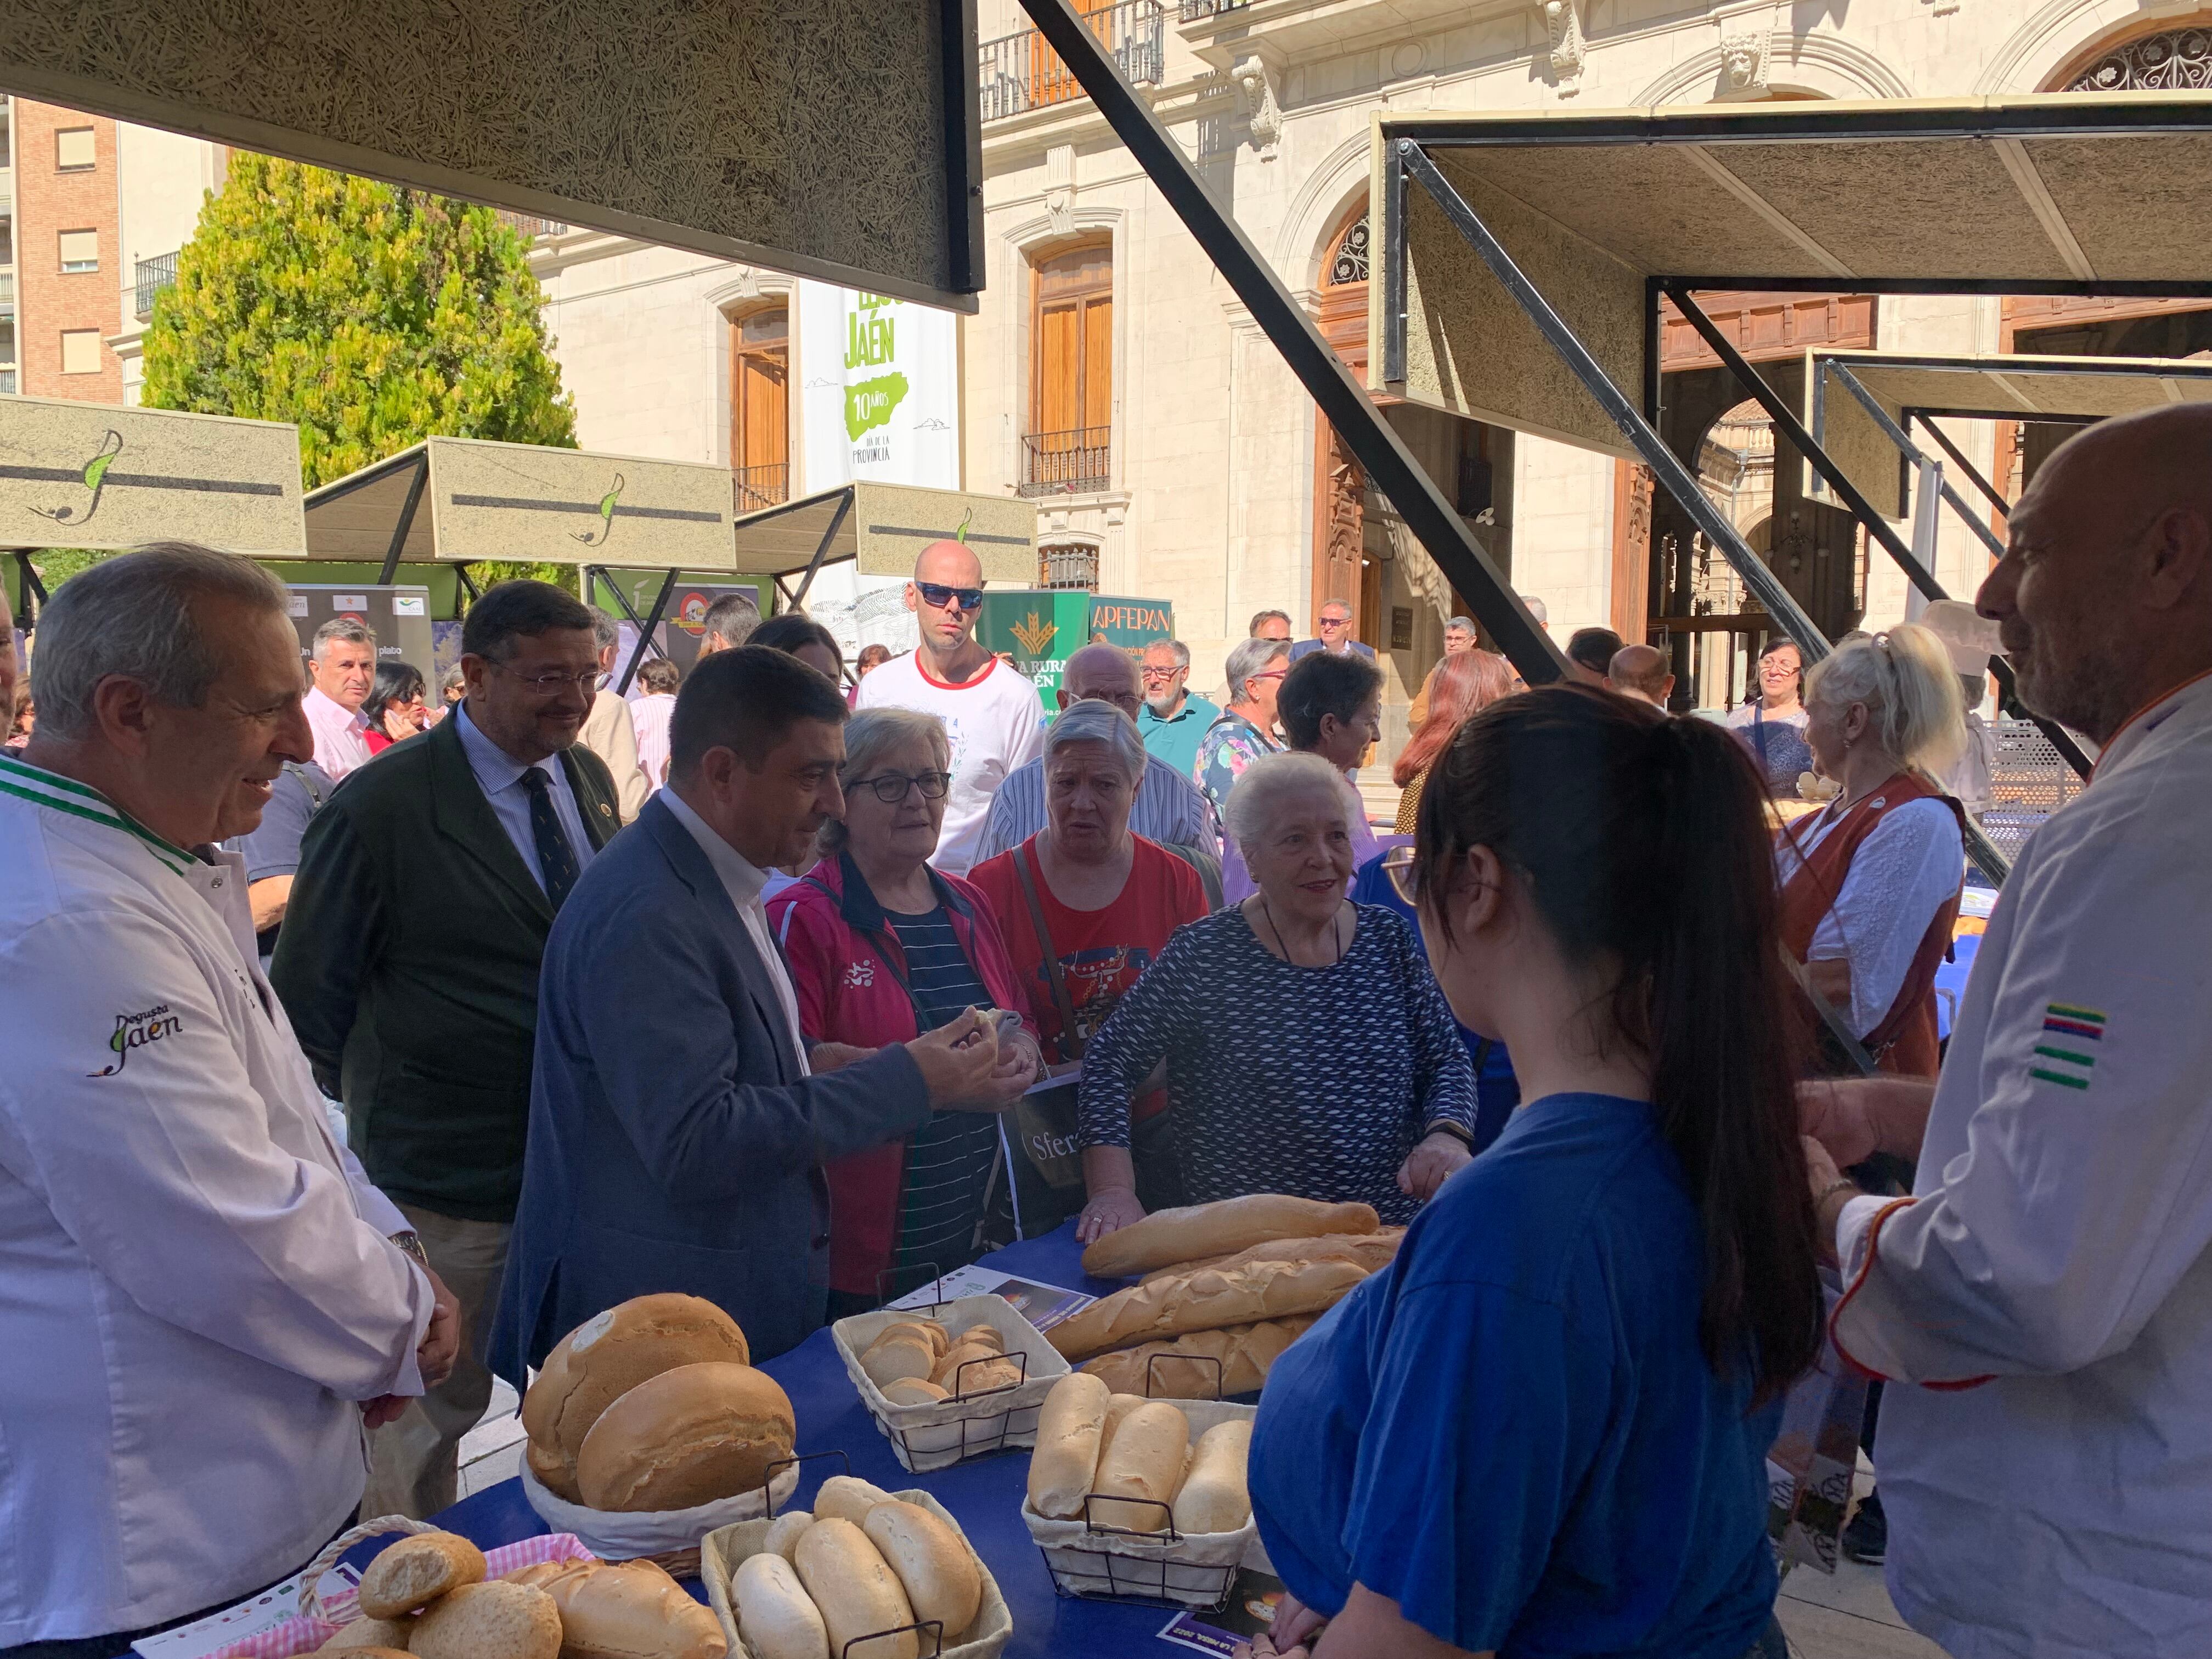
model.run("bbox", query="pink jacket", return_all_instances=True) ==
[769,853,1038,1297]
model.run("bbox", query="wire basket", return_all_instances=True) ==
[832,1290,1069,1474]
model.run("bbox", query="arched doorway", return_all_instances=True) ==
[1311,207,1374,645]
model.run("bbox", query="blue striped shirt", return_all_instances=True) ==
[973,750,1218,866]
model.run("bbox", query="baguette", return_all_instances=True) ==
[1090,1401,1188,1533]
[1140,1228,1405,1284]
[1077,1317,1317,1398]
[1080,1195,1379,1279]
[1172,1419,1253,1534]
[731,1551,829,1659]
[1026,1373,1108,1520]
[862,1500,983,1638]
[812,1474,898,1527]
[541,1558,728,1659]
[408,1581,562,1659]
[1049,1256,1367,1361]
[1096,1392,1146,1465]
[793,1517,919,1659]
[356,1530,487,1618]
[764,1510,815,1562]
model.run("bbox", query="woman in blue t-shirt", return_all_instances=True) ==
[1246,685,1823,1659]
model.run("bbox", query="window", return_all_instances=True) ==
[55,127,96,171]
[1023,242,1112,495]
[59,230,98,274]
[60,329,102,375]
[0,218,13,267]
[730,306,789,512]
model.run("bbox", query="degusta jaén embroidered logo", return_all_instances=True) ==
[89,1004,184,1077]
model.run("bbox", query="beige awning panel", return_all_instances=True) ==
[0,0,976,310]
[735,483,1038,584]
[0,395,305,555]
[1807,349,2212,515]
[1375,94,2212,459]
[304,438,736,569]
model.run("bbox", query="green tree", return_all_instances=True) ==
[142,153,579,588]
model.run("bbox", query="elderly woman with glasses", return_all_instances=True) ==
[1075,751,1478,1243]
[969,699,1211,1232]
[1195,636,1290,823]
[769,708,1045,1314]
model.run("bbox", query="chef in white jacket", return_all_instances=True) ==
[0,544,456,1655]
[1802,403,2212,1659]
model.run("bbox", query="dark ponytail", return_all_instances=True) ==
[1414,685,1821,1403]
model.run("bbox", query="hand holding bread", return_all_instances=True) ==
[905,1008,1004,1107]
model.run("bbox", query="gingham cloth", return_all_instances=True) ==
[211,1533,595,1657]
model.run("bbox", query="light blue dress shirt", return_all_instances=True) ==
[452,701,597,894]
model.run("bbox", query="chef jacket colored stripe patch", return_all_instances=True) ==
[2042,1003,2107,1042]
[2032,1004,2103,1090]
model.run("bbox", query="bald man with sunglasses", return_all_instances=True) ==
[855,540,1045,874]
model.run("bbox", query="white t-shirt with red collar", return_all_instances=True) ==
[853,650,1046,874]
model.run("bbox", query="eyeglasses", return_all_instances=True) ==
[1139,665,1187,681]
[916,582,984,612]
[490,662,600,696]
[849,769,952,804]
[1381,844,1421,905]
[1318,613,1352,629]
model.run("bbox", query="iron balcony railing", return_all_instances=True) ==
[498,212,571,240]
[735,462,790,515]
[1019,426,1111,496]
[0,272,13,318]
[134,251,177,321]
[979,0,1164,121]
[1040,543,1101,590]
[1176,0,1251,18]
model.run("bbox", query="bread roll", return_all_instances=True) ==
[861,1335,938,1389]
[934,1349,1023,1397]
[1026,1373,1109,1519]
[575,1361,794,1513]
[731,1552,829,1659]
[1140,1229,1405,1284]
[357,1530,487,1618]
[313,1618,413,1653]
[951,1324,1003,1353]
[764,1510,815,1561]
[1078,1317,1317,1398]
[1050,1256,1367,1361]
[812,1474,897,1527]
[1091,1401,1188,1533]
[541,1558,727,1659]
[862,1500,983,1638]
[1096,1392,1146,1465]
[1172,1419,1253,1534]
[1080,1196,1380,1279]
[874,1319,948,1357]
[522,1295,752,1500]
[408,1581,562,1659]
[793,1519,919,1659]
[879,1378,949,1408]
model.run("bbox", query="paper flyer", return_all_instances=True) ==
[133,1564,358,1658]
[888,1265,1094,1331]
[1155,1569,1292,1654]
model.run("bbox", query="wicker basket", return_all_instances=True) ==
[702,1487,1013,1659]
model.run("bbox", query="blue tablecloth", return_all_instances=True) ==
[431,1224,1188,1658]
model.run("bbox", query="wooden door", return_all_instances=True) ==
[1031,243,1113,489]
[1031,0,1116,109]
[731,307,789,509]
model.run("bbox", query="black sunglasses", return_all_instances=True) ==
[916,582,984,612]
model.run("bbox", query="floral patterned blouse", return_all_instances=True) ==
[1194,710,1284,828]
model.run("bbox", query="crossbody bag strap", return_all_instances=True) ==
[1011,843,1085,1060]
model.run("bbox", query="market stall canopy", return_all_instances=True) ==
[0,395,306,556]
[1374,94,2212,460]
[303,438,737,573]
[1807,348,2212,515]
[0,0,982,311]
[735,482,1039,597]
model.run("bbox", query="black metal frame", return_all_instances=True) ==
[587,565,685,697]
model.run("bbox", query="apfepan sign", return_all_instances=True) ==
[0,395,306,555]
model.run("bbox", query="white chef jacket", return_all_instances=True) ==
[0,754,433,1645]
[1830,671,2212,1659]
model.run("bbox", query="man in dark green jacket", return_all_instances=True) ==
[273,580,620,1517]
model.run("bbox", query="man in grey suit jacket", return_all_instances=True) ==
[1288,597,1378,664]
[491,648,1013,1378]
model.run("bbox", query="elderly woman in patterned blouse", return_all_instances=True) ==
[1074,751,1479,1241]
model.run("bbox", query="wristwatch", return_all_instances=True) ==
[390,1229,431,1270]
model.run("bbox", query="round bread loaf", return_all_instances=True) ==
[732,1551,829,1659]
[312,1617,413,1654]
[540,1558,727,1659]
[793,1518,918,1659]
[356,1530,487,1618]
[522,1295,752,1499]
[860,1335,937,1389]
[862,1500,982,1638]
[575,1362,795,1513]
[407,1581,562,1659]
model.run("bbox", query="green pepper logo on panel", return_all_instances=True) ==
[32,430,125,525]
